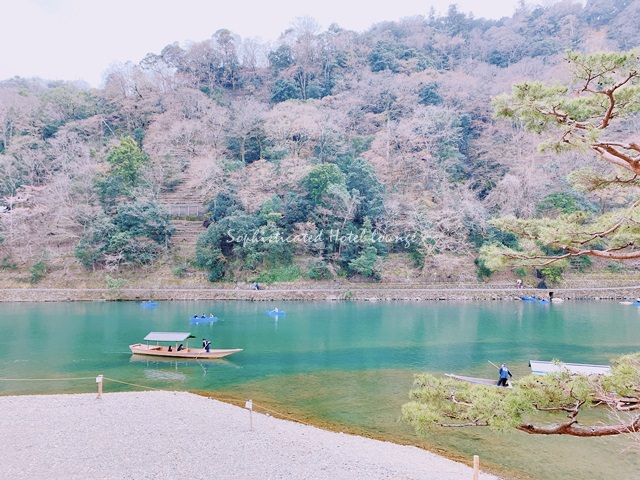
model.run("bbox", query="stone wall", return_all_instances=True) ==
[1,285,638,302]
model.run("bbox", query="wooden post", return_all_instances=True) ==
[473,455,479,480]
[245,399,253,431]
[96,374,104,399]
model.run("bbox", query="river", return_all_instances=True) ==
[1,299,638,479]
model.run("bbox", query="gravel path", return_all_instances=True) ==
[0,391,503,480]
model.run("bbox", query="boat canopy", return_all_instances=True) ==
[529,360,611,376]
[144,332,192,342]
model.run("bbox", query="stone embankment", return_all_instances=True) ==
[1,282,639,302]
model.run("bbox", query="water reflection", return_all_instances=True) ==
[128,354,240,378]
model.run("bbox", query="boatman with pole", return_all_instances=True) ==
[497,364,512,387]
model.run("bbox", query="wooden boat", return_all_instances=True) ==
[529,360,611,376]
[445,373,512,388]
[129,332,242,359]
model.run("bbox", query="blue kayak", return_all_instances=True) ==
[267,309,286,316]
[520,296,549,304]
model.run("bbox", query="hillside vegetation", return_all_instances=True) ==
[2,0,640,290]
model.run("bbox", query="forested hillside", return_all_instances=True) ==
[1,0,640,288]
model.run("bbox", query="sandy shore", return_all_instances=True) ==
[0,391,502,480]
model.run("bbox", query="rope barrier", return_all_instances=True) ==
[0,376,95,381]
[211,396,301,422]
[103,376,163,391]
[0,375,296,422]
[0,375,163,394]
[249,401,296,420]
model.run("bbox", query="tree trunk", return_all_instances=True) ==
[517,416,640,436]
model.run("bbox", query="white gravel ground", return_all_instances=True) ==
[0,391,503,480]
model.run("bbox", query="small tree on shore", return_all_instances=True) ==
[402,353,640,438]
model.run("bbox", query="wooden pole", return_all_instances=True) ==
[473,455,479,480]
[96,374,104,399]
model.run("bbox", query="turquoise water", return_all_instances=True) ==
[1,300,639,479]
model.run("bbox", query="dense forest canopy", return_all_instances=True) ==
[2,0,640,285]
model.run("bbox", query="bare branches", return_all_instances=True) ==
[583,70,638,129]
[518,416,640,437]
[438,420,489,428]
[587,173,640,190]
[594,391,640,411]
[533,399,584,415]
[591,143,640,175]
[504,244,640,266]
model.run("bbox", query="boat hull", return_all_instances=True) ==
[445,373,512,388]
[129,343,242,359]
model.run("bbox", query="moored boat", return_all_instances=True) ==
[445,373,512,388]
[529,359,611,376]
[520,296,549,304]
[129,332,242,359]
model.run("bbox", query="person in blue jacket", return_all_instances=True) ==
[497,364,513,387]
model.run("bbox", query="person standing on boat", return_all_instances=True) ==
[497,364,512,387]
[202,338,211,353]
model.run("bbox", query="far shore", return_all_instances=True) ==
[0,283,639,302]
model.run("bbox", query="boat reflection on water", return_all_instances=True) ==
[142,367,188,382]
[128,354,239,378]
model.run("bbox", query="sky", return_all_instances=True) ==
[2,0,521,87]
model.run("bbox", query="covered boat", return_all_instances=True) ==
[529,360,611,376]
[129,332,242,359]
